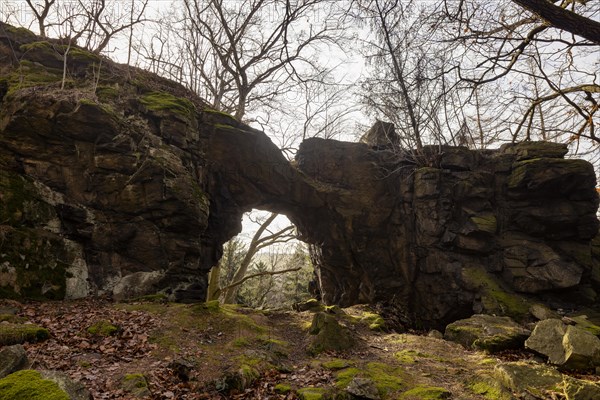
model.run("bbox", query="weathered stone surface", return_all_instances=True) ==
[41,370,91,400]
[525,319,567,364]
[0,24,599,329]
[307,312,355,354]
[494,361,600,400]
[0,345,28,379]
[444,314,530,352]
[346,377,381,400]
[525,319,600,370]
[562,326,600,370]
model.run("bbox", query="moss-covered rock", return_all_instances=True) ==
[444,314,529,353]
[461,267,530,320]
[121,373,150,398]
[307,312,356,355]
[140,91,195,119]
[0,323,49,345]
[294,298,325,312]
[360,311,386,331]
[335,362,406,397]
[0,370,69,400]
[494,361,600,399]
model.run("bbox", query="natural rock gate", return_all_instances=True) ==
[1,24,598,328]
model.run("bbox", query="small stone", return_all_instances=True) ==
[427,330,444,339]
[346,377,380,400]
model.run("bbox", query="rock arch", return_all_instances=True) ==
[0,23,598,328]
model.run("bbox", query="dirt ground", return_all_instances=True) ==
[2,298,598,399]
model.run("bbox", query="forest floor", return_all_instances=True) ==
[2,297,599,399]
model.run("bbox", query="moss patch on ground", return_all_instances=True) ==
[0,370,69,400]
[87,320,119,336]
[335,362,406,397]
[297,387,328,400]
[0,323,49,345]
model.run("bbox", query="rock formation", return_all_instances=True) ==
[0,24,598,328]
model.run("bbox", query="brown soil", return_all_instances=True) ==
[1,298,596,399]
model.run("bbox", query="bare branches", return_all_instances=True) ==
[511,0,600,44]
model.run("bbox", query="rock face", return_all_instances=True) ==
[0,24,599,328]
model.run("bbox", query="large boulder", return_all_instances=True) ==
[0,345,28,379]
[494,361,600,399]
[444,314,530,352]
[525,319,600,370]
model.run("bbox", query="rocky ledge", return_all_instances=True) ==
[0,23,598,328]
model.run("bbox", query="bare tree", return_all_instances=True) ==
[138,0,348,122]
[19,0,149,54]
[219,212,296,304]
[25,0,56,37]
[435,0,599,151]
[352,0,463,153]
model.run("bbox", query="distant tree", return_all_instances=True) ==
[351,0,599,161]
[219,212,296,304]
[15,0,149,54]
[435,0,599,151]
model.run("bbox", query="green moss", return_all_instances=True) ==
[131,293,168,303]
[365,362,406,395]
[570,315,600,337]
[196,300,220,312]
[335,368,360,388]
[274,383,292,394]
[5,26,36,37]
[394,350,427,364]
[294,298,325,312]
[19,41,55,54]
[68,47,101,63]
[470,215,497,234]
[20,41,99,63]
[0,170,72,300]
[87,320,119,336]
[462,267,530,320]
[360,312,386,331]
[0,314,26,324]
[400,386,451,399]
[95,85,120,102]
[297,387,328,400]
[468,381,508,400]
[0,370,69,400]
[0,323,49,345]
[233,337,250,347]
[322,359,352,370]
[308,312,355,355]
[140,91,195,118]
[121,373,149,397]
[336,363,406,396]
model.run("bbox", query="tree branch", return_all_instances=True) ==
[511,0,600,44]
